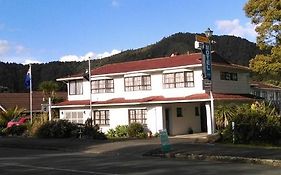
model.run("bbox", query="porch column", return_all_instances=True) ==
[205,102,214,134]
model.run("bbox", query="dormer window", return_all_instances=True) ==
[69,80,83,95]
[163,71,194,88]
[92,79,114,93]
[124,75,151,91]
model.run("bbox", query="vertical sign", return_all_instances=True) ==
[159,129,171,152]
[202,43,212,80]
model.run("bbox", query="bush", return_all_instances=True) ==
[3,125,27,136]
[27,114,49,137]
[115,125,128,138]
[82,125,107,140]
[127,123,145,138]
[221,102,281,145]
[106,123,148,139]
[106,128,116,138]
[35,120,78,138]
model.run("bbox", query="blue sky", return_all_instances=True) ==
[0,0,256,64]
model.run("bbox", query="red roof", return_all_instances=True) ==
[250,81,281,90]
[63,52,246,79]
[54,93,258,107]
[91,53,202,75]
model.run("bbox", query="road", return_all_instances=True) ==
[0,147,280,175]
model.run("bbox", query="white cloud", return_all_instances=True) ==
[23,59,42,65]
[215,19,257,40]
[59,49,121,62]
[0,40,10,55]
[96,49,121,59]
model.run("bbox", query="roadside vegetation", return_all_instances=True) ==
[106,123,149,139]
[0,110,150,140]
[216,101,281,146]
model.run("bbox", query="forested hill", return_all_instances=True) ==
[0,32,259,93]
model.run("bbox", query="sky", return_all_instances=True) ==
[0,0,256,64]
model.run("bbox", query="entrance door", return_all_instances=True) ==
[200,104,207,132]
[165,109,170,135]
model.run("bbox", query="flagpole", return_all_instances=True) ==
[29,64,33,123]
[88,57,93,127]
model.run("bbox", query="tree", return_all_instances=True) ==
[38,81,59,102]
[244,0,281,85]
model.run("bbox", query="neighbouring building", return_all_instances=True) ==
[250,81,281,111]
[0,91,67,113]
[53,52,258,135]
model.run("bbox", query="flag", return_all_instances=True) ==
[83,69,90,81]
[24,65,31,89]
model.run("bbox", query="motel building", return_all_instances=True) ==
[53,52,258,136]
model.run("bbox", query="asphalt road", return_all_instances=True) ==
[0,147,280,175]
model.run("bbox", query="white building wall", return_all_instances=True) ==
[147,106,164,134]
[59,105,165,135]
[91,67,204,101]
[60,108,89,124]
[68,80,91,101]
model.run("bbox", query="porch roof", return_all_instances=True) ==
[53,93,259,108]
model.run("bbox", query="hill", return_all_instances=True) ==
[0,32,259,92]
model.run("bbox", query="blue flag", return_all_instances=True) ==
[24,66,31,89]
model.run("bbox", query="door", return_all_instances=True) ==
[165,109,170,135]
[200,104,207,132]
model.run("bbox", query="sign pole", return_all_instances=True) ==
[195,28,215,134]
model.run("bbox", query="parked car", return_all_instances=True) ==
[7,116,30,128]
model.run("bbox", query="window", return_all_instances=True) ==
[252,90,261,97]
[276,92,281,100]
[269,92,274,100]
[163,71,194,88]
[128,109,147,124]
[195,107,200,116]
[220,72,238,81]
[261,91,267,98]
[124,75,151,91]
[176,107,183,117]
[92,79,114,93]
[94,110,110,125]
[65,112,83,124]
[69,80,83,95]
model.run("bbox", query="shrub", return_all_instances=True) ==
[35,120,78,138]
[0,106,25,128]
[188,127,193,134]
[127,123,145,138]
[83,125,107,140]
[3,125,27,136]
[106,129,116,138]
[115,125,128,138]
[221,102,281,145]
[27,114,49,137]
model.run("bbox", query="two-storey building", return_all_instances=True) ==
[53,52,256,135]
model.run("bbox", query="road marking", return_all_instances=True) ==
[0,163,120,175]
